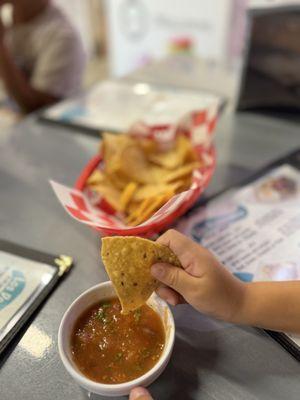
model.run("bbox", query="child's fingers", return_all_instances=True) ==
[157,229,196,258]
[156,229,207,270]
[156,286,186,306]
[129,387,153,400]
[151,263,198,295]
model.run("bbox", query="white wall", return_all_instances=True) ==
[105,0,241,77]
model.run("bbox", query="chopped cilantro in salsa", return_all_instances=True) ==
[71,297,165,384]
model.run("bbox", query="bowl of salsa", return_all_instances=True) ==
[58,281,175,397]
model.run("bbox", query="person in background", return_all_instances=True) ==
[129,229,300,400]
[0,0,86,113]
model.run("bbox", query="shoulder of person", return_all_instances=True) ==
[37,4,82,44]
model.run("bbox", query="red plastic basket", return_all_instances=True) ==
[74,146,216,237]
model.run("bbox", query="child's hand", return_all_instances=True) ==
[151,230,246,322]
[129,387,153,400]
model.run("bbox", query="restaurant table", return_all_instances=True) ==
[0,108,300,400]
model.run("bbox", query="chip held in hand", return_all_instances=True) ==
[101,236,181,313]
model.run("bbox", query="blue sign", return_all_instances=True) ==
[0,269,26,310]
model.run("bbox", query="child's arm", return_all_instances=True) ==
[151,230,300,335]
[0,19,58,113]
[234,281,300,333]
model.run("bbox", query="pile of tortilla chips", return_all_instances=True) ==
[87,132,201,226]
[101,236,181,313]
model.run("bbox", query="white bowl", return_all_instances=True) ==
[58,281,175,397]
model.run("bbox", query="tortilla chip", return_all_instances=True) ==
[139,138,158,155]
[163,162,200,183]
[175,176,193,191]
[86,132,200,226]
[126,200,142,216]
[132,182,181,202]
[148,151,180,170]
[107,171,129,191]
[148,136,192,169]
[147,166,169,184]
[125,198,153,225]
[86,170,105,186]
[91,181,122,211]
[128,191,174,226]
[185,146,199,163]
[102,133,135,174]
[119,145,152,184]
[177,135,197,163]
[101,236,181,313]
[118,143,167,184]
[120,182,138,211]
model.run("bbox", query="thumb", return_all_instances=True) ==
[129,387,153,400]
[151,263,196,295]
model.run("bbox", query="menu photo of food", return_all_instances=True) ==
[254,175,298,203]
[254,261,300,282]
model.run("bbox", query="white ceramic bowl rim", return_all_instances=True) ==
[58,282,175,392]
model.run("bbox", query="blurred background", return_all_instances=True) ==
[1,0,300,128]
[0,0,248,82]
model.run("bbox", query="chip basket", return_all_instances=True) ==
[74,143,216,237]
[51,107,219,237]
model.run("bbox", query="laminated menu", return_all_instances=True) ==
[0,241,73,355]
[177,151,300,359]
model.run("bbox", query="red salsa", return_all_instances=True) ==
[71,297,165,384]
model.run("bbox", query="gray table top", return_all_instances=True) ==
[0,110,300,400]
